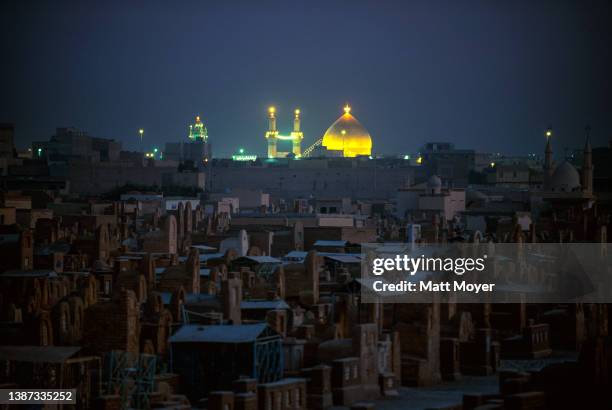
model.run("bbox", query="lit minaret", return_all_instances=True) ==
[293,109,301,133]
[266,106,279,158]
[544,127,553,189]
[582,125,593,194]
[268,106,277,132]
[291,108,304,157]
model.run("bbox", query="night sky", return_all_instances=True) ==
[2,0,611,158]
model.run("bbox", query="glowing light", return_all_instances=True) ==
[269,106,276,114]
[403,155,410,160]
[416,156,423,164]
[545,129,552,138]
[232,154,258,161]
[239,148,245,154]
[295,109,300,115]
[188,115,208,141]
[341,130,346,135]
[37,148,42,156]
[153,148,158,153]
[490,162,495,167]
[276,134,299,141]
[139,129,144,134]
[343,104,351,114]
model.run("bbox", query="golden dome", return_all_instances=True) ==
[321,105,372,157]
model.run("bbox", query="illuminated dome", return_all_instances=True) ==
[321,105,372,157]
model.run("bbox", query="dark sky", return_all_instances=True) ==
[2,0,611,158]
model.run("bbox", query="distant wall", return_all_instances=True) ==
[210,164,414,200]
[64,160,204,195]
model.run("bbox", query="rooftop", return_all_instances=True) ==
[0,346,81,363]
[241,299,290,310]
[313,240,348,247]
[169,323,275,343]
[238,255,282,264]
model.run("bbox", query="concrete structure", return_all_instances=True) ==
[169,324,283,401]
[231,188,270,209]
[489,163,532,188]
[64,159,205,195]
[210,157,414,200]
[0,123,15,159]
[32,127,121,162]
[396,175,466,221]
[419,142,481,187]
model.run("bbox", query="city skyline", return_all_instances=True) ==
[4,106,603,160]
[2,0,611,157]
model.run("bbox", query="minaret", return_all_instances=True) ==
[582,125,593,194]
[293,109,301,133]
[291,108,303,157]
[544,127,553,189]
[268,107,277,132]
[266,106,278,158]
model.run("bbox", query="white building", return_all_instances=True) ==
[396,175,466,222]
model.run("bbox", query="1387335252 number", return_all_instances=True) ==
[0,389,76,404]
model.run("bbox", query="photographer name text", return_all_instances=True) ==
[372,280,495,294]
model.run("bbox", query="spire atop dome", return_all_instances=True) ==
[343,104,351,115]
